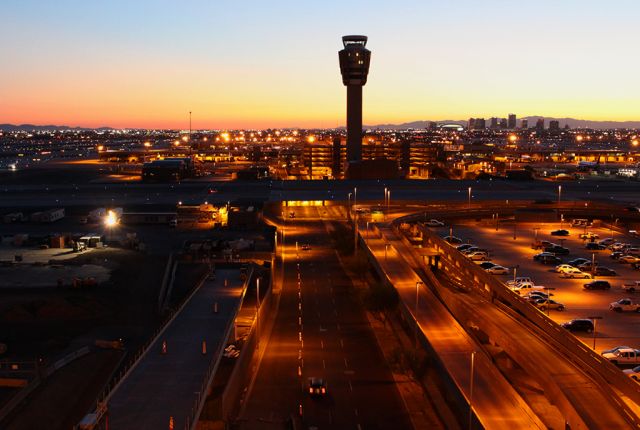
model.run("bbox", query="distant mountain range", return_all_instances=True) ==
[2,116,640,131]
[0,124,114,132]
[365,117,640,130]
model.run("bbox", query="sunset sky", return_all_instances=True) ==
[2,0,639,129]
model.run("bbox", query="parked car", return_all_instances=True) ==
[512,282,546,294]
[602,348,640,366]
[610,242,630,252]
[478,261,496,270]
[555,264,576,274]
[425,219,444,227]
[580,232,599,240]
[585,242,606,251]
[506,277,533,287]
[523,291,553,302]
[561,319,594,333]
[610,251,625,260]
[560,268,592,279]
[583,280,611,290]
[609,298,640,313]
[551,229,570,236]
[486,265,509,275]
[622,281,640,293]
[544,245,570,255]
[444,236,463,244]
[535,298,565,311]
[602,345,633,355]
[594,267,617,276]
[467,251,489,261]
[534,253,562,265]
[623,365,640,382]
[301,244,311,251]
[569,258,590,266]
[307,377,327,397]
[531,240,554,250]
[599,238,616,246]
[619,255,640,264]
[457,244,474,252]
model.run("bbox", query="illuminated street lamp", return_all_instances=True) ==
[104,210,118,243]
[467,187,472,209]
[557,185,562,205]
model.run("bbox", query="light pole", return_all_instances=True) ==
[468,187,472,209]
[415,281,423,351]
[558,185,562,205]
[384,243,389,262]
[387,189,391,215]
[366,221,370,242]
[468,350,476,430]
[256,277,261,350]
[543,287,556,316]
[591,252,596,278]
[347,192,352,221]
[354,187,357,212]
[588,316,603,350]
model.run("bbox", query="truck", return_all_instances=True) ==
[512,282,546,295]
[609,298,640,313]
[622,281,640,293]
[602,348,640,366]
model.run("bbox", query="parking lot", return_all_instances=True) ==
[444,221,640,355]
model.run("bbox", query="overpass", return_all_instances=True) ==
[82,268,247,430]
[361,215,640,429]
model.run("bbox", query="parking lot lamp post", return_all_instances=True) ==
[544,287,556,316]
[558,185,562,205]
[512,266,518,283]
[347,193,352,220]
[591,253,596,278]
[468,350,476,430]
[384,242,389,262]
[468,187,472,209]
[588,316,602,350]
[415,281,423,351]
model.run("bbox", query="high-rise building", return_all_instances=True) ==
[468,118,475,129]
[338,35,371,163]
[474,118,486,130]
[508,114,517,129]
[521,119,528,129]
[490,117,499,129]
[549,120,560,133]
[427,121,438,130]
[535,118,545,131]
[499,118,508,129]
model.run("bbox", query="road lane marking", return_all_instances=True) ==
[348,380,353,392]
[340,339,344,349]
[320,340,324,349]
[354,408,359,416]
[344,358,349,368]
[322,359,326,369]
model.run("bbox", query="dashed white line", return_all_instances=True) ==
[340,339,344,349]
[322,359,326,369]
[344,357,349,368]
[320,340,324,349]
[348,380,353,392]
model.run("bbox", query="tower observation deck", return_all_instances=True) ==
[339,35,371,163]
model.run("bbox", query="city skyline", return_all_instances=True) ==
[3,0,640,128]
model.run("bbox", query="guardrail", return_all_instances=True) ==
[185,266,255,430]
[396,211,640,419]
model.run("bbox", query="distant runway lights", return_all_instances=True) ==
[161,340,168,355]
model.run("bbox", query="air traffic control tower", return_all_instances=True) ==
[339,35,371,164]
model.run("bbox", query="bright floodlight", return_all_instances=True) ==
[105,210,118,227]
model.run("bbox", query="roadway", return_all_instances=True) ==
[396,223,639,428]
[239,207,412,429]
[107,269,243,430]
[364,225,547,429]
[446,222,640,354]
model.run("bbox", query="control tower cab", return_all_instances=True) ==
[338,35,371,164]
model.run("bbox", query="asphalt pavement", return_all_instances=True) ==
[239,208,411,429]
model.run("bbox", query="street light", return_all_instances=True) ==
[468,350,476,430]
[468,187,472,209]
[543,287,556,316]
[588,316,603,350]
[384,242,389,262]
[558,185,562,205]
[415,281,423,351]
[347,192,352,220]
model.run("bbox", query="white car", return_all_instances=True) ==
[623,365,640,382]
[555,264,576,274]
[602,348,640,366]
[486,265,509,275]
[512,282,546,294]
[560,268,592,279]
[507,277,533,287]
[425,219,445,227]
[467,252,489,261]
[609,298,640,313]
